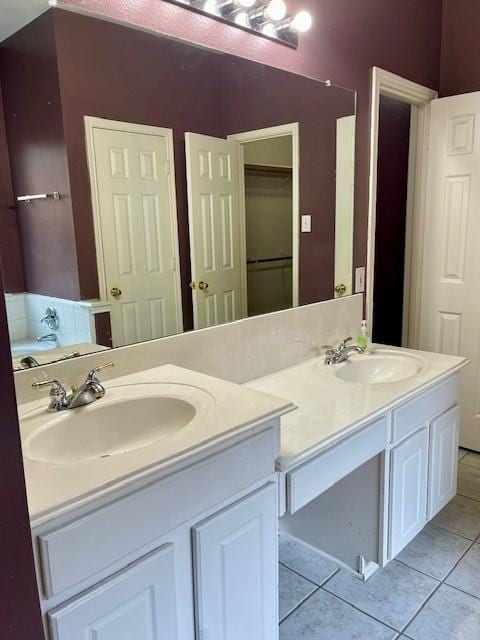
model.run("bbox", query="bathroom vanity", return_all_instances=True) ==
[22,365,292,639]
[18,326,467,639]
[248,347,466,578]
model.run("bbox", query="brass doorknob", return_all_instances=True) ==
[110,287,122,298]
[335,283,347,295]
[198,281,209,290]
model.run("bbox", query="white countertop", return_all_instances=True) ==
[20,364,293,527]
[12,342,110,370]
[246,345,468,471]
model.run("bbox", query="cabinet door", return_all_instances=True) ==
[49,544,178,640]
[428,405,460,519]
[390,428,429,558]
[193,482,278,640]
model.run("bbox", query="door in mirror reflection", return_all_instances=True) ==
[186,127,297,329]
[86,118,183,347]
[186,132,247,329]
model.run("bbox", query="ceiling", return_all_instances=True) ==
[0,0,51,43]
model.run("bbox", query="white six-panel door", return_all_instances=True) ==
[193,483,278,640]
[86,118,183,347]
[185,132,247,329]
[335,115,356,297]
[419,93,480,451]
[49,545,178,640]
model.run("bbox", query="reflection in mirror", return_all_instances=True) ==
[0,9,356,369]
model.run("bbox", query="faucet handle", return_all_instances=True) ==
[338,336,353,350]
[32,379,65,392]
[32,379,68,411]
[87,362,114,382]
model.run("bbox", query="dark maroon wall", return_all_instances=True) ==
[0,274,43,638]
[0,11,81,300]
[440,0,480,96]
[373,96,411,347]
[55,10,225,317]
[63,0,443,290]
[53,10,353,319]
[220,60,353,304]
[0,83,25,292]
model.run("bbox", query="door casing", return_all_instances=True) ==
[228,123,300,309]
[367,68,437,347]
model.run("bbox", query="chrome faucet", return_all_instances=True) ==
[32,363,114,412]
[37,333,58,343]
[324,337,365,365]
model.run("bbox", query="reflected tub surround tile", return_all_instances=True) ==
[457,464,480,502]
[279,534,337,586]
[446,543,480,599]
[279,564,317,622]
[460,451,480,470]
[405,584,480,640]
[323,560,439,631]
[279,588,397,640]
[431,494,480,540]
[396,525,471,580]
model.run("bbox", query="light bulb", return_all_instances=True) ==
[291,10,313,32]
[235,11,251,27]
[262,22,277,37]
[204,0,220,15]
[235,0,256,7]
[265,0,287,21]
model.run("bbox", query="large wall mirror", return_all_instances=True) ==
[0,9,357,371]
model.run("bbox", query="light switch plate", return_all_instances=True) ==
[301,215,311,233]
[355,267,366,293]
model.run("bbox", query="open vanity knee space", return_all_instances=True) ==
[247,347,467,580]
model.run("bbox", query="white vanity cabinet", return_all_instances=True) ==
[48,544,178,640]
[428,404,460,518]
[33,425,280,640]
[389,375,460,558]
[193,482,277,640]
[389,427,429,558]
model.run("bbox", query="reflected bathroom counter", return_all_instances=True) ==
[12,342,110,370]
[18,364,293,526]
[246,345,468,471]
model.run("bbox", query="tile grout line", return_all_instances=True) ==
[278,560,336,588]
[397,533,478,636]
[279,586,320,624]
[456,491,480,503]
[279,568,341,626]
[319,585,401,635]
[428,520,479,542]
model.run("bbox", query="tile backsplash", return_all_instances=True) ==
[5,293,109,347]
[15,295,363,404]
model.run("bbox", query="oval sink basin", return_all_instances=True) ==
[334,350,427,385]
[22,383,214,465]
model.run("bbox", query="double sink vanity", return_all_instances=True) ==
[15,298,467,640]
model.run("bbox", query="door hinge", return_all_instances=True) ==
[165,160,171,176]
[171,256,177,271]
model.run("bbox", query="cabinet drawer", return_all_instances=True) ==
[39,428,276,599]
[286,416,388,514]
[392,374,459,444]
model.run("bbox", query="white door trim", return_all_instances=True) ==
[367,68,437,345]
[84,116,183,332]
[228,122,300,308]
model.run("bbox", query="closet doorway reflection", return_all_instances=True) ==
[230,124,298,317]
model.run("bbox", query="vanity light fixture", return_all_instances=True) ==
[165,0,312,48]
[264,0,287,21]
